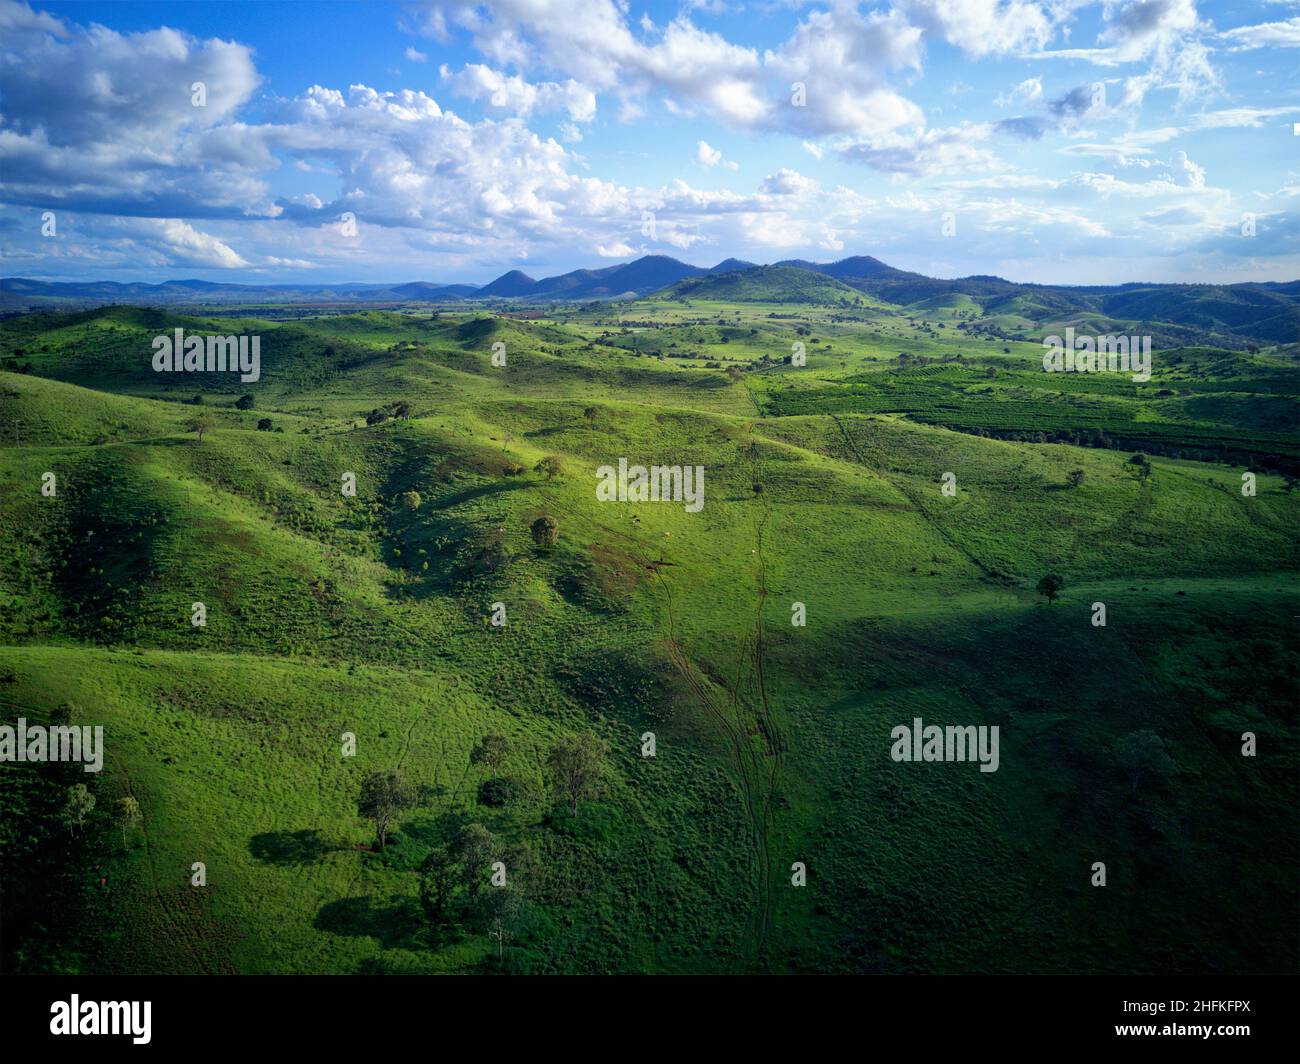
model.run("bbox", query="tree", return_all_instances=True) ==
[467,537,510,576]
[1066,469,1086,489]
[256,418,273,431]
[393,400,412,419]
[60,784,95,835]
[534,455,563,480]
[357,770,416,851]
[235,394,255,410]
[582,406,599,423]
[1129,453,1151,481]
[485,882,522,962]
[117,795,141,849]
[418,841,457,922]
[186,414,213,442]
[547,732,608,817]
[1036,573,1064,605]
[470,732,511,780]
[530,515,558,547]
[365,408,389,426]
[455,822,499,901]
[398,490,422,511]
[1114,729,1175,796]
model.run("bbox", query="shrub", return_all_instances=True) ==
[478,777,518,807]
[531,515,558,547]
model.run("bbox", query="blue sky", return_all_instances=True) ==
[1,0,1297,285]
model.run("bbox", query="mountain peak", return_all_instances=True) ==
[476,269,538,298]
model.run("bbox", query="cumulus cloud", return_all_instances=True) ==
[761,169,818,196]
[3,0,1295,284]
[902,0,1061,58]
[151,218,249,268]
[695,140,738,169]
[0,1,268,217]
[411,0,925,139]
[439,63,596,121]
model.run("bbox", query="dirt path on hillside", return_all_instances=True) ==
[652,425,787,969]
[830,414,994,577]
[537,463,781,969]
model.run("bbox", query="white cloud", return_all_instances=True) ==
[1218,17,1300,50]
[902,0,1061,58]
[763,5,925,138]
[838,123,1000,178]
[0,2,268,217]
[695,140,738,169]
[1025,0,1219,101]
[152,218,249,268]
[415,0,925,138]
[761,169,817,196]
[405,46,428,62]
[439,63,596,122]
[995,76,1043,107]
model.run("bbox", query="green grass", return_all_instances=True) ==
[2,299,1296,974]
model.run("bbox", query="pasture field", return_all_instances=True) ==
[1,295,1296,974]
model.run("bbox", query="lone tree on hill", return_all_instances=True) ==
[531,515,559,547]
[235,394,255,410]
[534,455,563,480]
[1036,573,1064,605]
[1114,729,1175,796]
[1066,469,1086,489]
[547,731,608,817]
[186,414,213,442]
[117,795,141,849]
[357,770,416,851]
[471,732,511,780]
[455,822,500,902]
[398,490,422,511]
[1129,453,1152,481]
[60,784,95,835]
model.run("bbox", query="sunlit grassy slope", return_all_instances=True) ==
[1,299,1295,974]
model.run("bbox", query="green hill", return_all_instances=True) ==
[2,296,1295,976]
[652,265,870,305]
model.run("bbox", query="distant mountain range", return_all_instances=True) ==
[0,254,757,307]
[3,253,1297,346]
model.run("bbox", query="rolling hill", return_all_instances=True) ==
[1,293,1296,977]
[653,264,871,304]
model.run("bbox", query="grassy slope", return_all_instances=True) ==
[1,299,1295,974]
